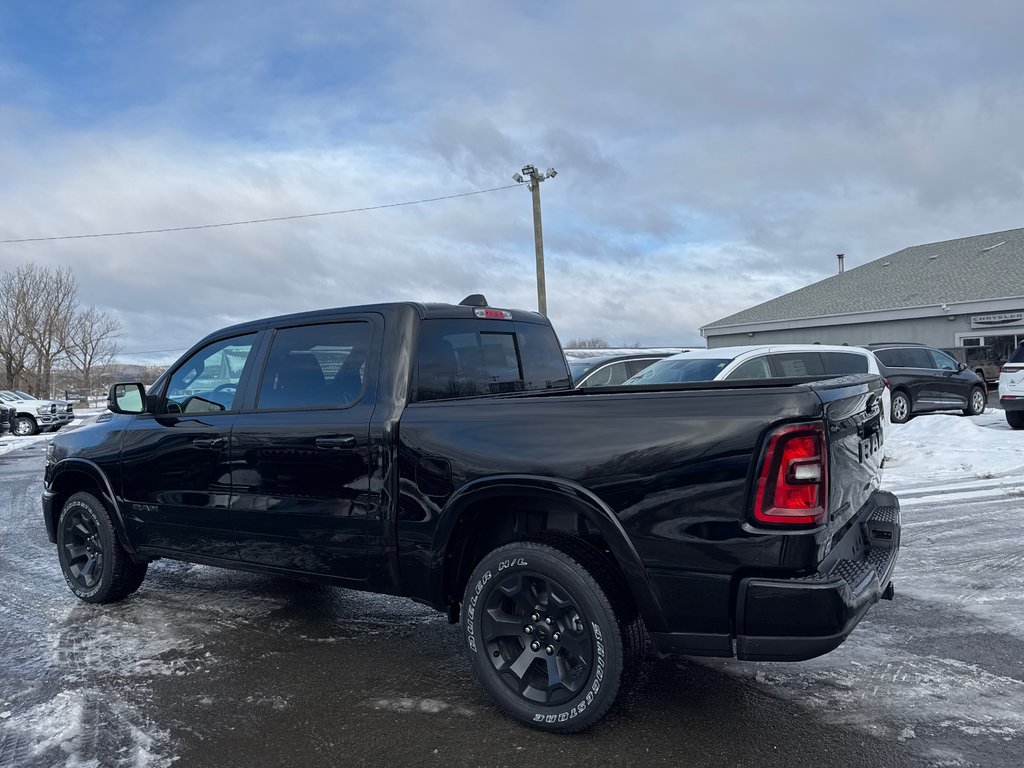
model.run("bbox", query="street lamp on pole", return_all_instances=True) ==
[512,164,557,315]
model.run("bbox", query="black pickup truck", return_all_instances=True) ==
[42,295,899,732]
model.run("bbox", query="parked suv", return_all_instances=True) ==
[623,344,892,420]
[566,350,681,388]
[865,343,987,424]
[997,342,1024,429]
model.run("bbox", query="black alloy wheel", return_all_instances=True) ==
[462,538,644,733]
[56,492,148,603]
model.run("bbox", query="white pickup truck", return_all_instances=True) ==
[0,390,68,436]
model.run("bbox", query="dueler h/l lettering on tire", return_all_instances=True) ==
[462,537,645,733]
[56,492,148,603]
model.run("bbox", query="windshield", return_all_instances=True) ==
[624,357,731,384]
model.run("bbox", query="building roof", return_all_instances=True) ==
[703,227,1024,330]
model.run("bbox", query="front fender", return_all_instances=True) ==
[429,474,667,632]
[46,458,137,556]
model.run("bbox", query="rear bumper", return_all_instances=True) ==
[734,494,900,661]
[1000,397,1024,412]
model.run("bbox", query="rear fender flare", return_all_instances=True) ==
[430,474,666,632]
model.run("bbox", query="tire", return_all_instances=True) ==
[1007,411,1024,430]
[462,537,644,733]
[12,415,38,436]
[963,386,986,417]
[890,391,912,424]
[56,491,148,603]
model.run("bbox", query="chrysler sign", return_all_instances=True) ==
[971,311,1024,328]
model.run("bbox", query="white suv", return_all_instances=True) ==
[998,342,1024,429]
[625,344,892,422]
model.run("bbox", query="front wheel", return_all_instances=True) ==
[1007,410,1024,430]
[890,391,912,424]
[462,538,643,733]
[56,491,148,603]
[12,415,38,436]
[963,386,986,416]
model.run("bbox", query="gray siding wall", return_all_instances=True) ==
[706,315,976,349]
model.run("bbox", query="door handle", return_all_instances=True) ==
[316,435,357,450]
[192,437,225,449]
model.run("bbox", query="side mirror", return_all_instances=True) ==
[108,383,146,414]
[957,362,967,372]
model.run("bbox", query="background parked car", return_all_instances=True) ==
[865,343,987,424]
[566,350,681,388]
[0,404,14,436]
[623,344,892,422]
[0,390,62,435]
[997,341,1024,429]
[940,345,1004,384]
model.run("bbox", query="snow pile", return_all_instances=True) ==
[882,409,1024,490]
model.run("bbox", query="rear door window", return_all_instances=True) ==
[257,322,371,410]
[902,348,934,368]
[821,352,869,374]
[769,352,825,377]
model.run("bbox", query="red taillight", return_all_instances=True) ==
[753,423,828,526]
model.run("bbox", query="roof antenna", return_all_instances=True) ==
[459,294,488,307]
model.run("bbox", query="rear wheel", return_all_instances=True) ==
[890,391,911,424]
[462,538,644,733]
[963,386,986,416]
[1007,411,1024,430]
[57,492,148,603]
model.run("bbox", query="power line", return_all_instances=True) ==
[0,184,519,245]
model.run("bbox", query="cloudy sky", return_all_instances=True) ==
[2,1,1024,363]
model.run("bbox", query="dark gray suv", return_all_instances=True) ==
[866,343,987,424]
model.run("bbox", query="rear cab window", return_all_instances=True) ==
[413,319,570,402]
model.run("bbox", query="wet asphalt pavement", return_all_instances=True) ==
[1,428,1021,767]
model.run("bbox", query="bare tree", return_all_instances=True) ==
[65,305,122,394]
[565,337,610,349]
[22,265,78,396]
[0,268,35,388]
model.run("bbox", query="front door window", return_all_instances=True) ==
[164,335,256,413]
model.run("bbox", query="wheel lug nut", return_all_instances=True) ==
[553,632,560,641]
[546,645,554,655]
[531,613,540,622]
[531,641,540,652]
[545,617,553,625]
[524,626,533,634]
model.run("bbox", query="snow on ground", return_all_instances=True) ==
[882,408,1024,491]
[0,409,105,456]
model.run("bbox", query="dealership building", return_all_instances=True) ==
[700,227,1024,362]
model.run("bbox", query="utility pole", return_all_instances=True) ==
[512,164,557,315]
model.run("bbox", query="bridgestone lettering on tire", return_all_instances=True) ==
[56,491,148,604]
[462,538,643,733]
